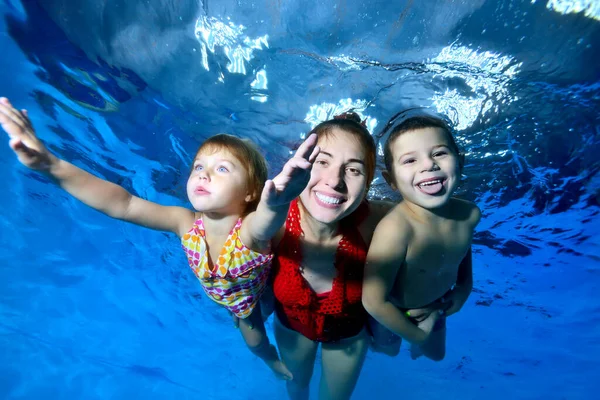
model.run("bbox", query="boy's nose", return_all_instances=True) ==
[421,157,440,173]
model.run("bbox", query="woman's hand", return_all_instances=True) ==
[262,133,320,207]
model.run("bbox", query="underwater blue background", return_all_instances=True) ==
[0,0,598,399]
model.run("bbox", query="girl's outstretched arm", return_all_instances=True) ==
[240,133,319,249]
[0,97,194,236]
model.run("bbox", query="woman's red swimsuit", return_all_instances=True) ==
[272,199,369,342]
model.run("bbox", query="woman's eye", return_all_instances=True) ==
[315,159,328,166]
[346,167,362,176]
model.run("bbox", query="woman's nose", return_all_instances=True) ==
[325,167,346,191]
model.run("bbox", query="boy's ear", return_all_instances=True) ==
[382,170,398,191]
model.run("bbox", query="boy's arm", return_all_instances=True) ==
[444,247,473,316]
[362,214,432,345]
[241,134,319,249]
[0,98,193,236]
[445,204,480,316]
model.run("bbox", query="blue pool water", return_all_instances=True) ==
[0,1,598,399]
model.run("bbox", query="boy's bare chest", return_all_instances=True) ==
[393,221,472,306]
[409,221,471,271]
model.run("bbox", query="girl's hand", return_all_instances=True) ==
[0,97,55,171]
[262,133,320,207]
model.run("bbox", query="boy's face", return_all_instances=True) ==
[384,127,462,210]
[186,148,252,214]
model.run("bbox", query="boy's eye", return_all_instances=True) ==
[433,151,448,157]
[194,164,203,171]
[402,158,416,165]
[217,166,229,173]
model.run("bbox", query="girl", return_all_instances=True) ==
[0,97,320,381]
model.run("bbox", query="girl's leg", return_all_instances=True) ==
[238,304,293,380]
[274,315,319,400]
[319,329,369,400]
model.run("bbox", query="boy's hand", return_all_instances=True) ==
[0,97,55,171]
[262,133,320,207]
[417,310,443,338]
[404,300,452,323]
[442,286,469,316]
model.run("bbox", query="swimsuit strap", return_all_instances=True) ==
[284,199,351,308]
[195,214,244,275]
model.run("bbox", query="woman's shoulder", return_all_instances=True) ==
[367,199,395,219]
[357,199,396,245]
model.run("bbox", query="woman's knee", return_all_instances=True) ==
[319,333,369,399]
[274,319,318,387]
[286,380,310,400]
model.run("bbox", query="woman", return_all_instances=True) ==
[270,113,392,400]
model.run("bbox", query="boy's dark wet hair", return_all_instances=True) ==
[383,115,460,174]
[310,112,376,187]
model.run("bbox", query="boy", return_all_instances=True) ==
[362,115,481,361]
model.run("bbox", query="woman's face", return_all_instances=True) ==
[299,127,370,225]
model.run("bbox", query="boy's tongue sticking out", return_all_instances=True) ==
[417,179,444,195]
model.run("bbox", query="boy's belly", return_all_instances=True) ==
[391,273,456,309]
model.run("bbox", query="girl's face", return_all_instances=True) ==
[186,148,252,215]
[299,128,369,225]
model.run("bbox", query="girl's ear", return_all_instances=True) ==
[382,170,398,191]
